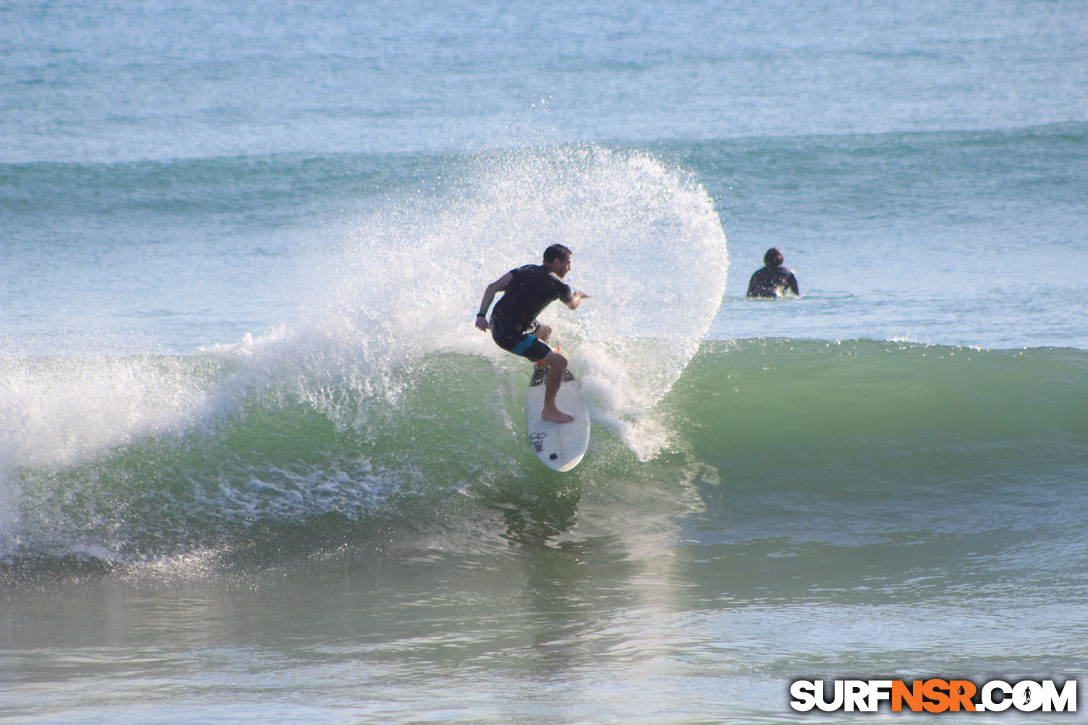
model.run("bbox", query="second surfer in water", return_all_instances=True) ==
[475,244,589,424]
[747,247,801,298]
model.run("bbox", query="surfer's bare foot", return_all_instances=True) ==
[542,408,575,424]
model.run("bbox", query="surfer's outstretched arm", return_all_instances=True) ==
[475,272,512,331]
[563,290,589,310]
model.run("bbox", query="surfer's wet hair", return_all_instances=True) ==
[544,244,572,264]
[764,247,784,266]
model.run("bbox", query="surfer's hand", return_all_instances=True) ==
[475,316,489,332]
[565,290,589,311]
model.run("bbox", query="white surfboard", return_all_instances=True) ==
[526,365,591,472]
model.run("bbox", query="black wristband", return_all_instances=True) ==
[476,313,486,317]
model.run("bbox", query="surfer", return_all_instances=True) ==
[475,244,589,424]
[747,247,801,298]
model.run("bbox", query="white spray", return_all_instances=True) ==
[0,145,728,558]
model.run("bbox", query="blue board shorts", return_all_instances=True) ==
[493,321,551,363]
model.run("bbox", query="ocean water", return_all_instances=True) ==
[2,1,1087,723]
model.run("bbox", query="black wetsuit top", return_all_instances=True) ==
[747,264,800,298]
[490,264,573,348]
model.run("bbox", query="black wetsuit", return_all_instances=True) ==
[490,264,573,361]
[747,264,800,298]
